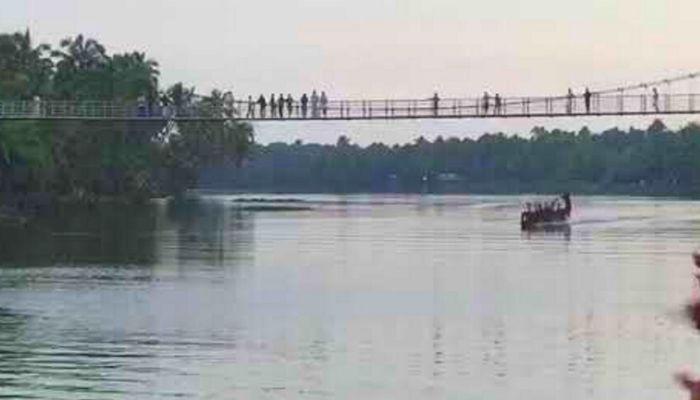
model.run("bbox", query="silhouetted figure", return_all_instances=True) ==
[311,90,319,118]
[277,93,284,118]
[286,94,294,117]
[584,87,592,113]
[300,93,309,118]
[246,95,254,118]
[521,193,572,230]
[320,91,328,117]
[566,88,574,114]
[431,92,440,116]
[482,92,490,115]
[257,94,267,118]
[494,94,502,115]
[652,87,660,112]
[270,94,277,118]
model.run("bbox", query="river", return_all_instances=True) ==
[0,195,699,399]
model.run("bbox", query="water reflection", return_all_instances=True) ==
[521,223,572,241]
[0,198,258,399]
[0,195,698,398]
[164,198,255,268]
[0,203,159,267]
[0,199,255,270]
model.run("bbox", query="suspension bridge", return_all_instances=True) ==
[1,72,700,122]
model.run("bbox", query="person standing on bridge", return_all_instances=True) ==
[652,87,660,112]
[584,88,592,114]
[286,94,294,118]
[482,92,490,115]
[311,90,320,118]
[278,93,285,118]
[431,92,440,116]
[246,96,255,118]
[320,91,329,118]
[494,93,502,115]
[301,93,309,118]
[566,88,575,114]
[257,94,267,118]
[270,94,277,118]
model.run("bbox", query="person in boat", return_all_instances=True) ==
[521,193,572,229]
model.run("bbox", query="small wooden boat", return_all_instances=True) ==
[521,193,571,230]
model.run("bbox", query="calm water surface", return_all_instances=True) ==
[1,195,700,399]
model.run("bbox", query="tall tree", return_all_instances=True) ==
[0,30,53,99]
[111,51,159,101]
[52,34,111,99]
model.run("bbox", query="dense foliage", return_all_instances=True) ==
[0,30,253,205]
[201,120,700,196]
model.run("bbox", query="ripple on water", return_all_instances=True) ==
[0,195,698,398]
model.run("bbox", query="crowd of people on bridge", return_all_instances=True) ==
[75,85,667,121]
[127,85,668,120]
[245,90,329,119]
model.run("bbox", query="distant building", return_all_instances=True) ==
[435,172,463,193]
[436,172,461,182]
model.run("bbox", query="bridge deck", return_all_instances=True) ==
[1,93,698,122]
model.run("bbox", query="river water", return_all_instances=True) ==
[0,195,699,399]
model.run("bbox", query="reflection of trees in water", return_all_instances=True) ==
[0,202,159,267]
[0,198,256,269]
[0,199,256,396]
[165,197,255,268]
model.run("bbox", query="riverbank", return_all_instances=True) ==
[194,182,700,199]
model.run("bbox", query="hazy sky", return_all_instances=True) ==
[3,0,700,143]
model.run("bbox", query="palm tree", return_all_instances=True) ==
[52,34,108,71]
[0,30,53,99]
[51,34,110,99]
[111,51,160,101]
[163,82,196,110]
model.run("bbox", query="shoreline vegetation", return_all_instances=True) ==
[0,30,254,222]
[201,121,700,198]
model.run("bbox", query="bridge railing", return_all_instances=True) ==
[0,100,233,120]
[1,93,700,121]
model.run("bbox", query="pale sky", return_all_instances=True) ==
[3,0,700,144]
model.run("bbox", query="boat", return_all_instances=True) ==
[520,193,571,230]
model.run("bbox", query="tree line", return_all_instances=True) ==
[200,120,700,196]
[0,30,253,207]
